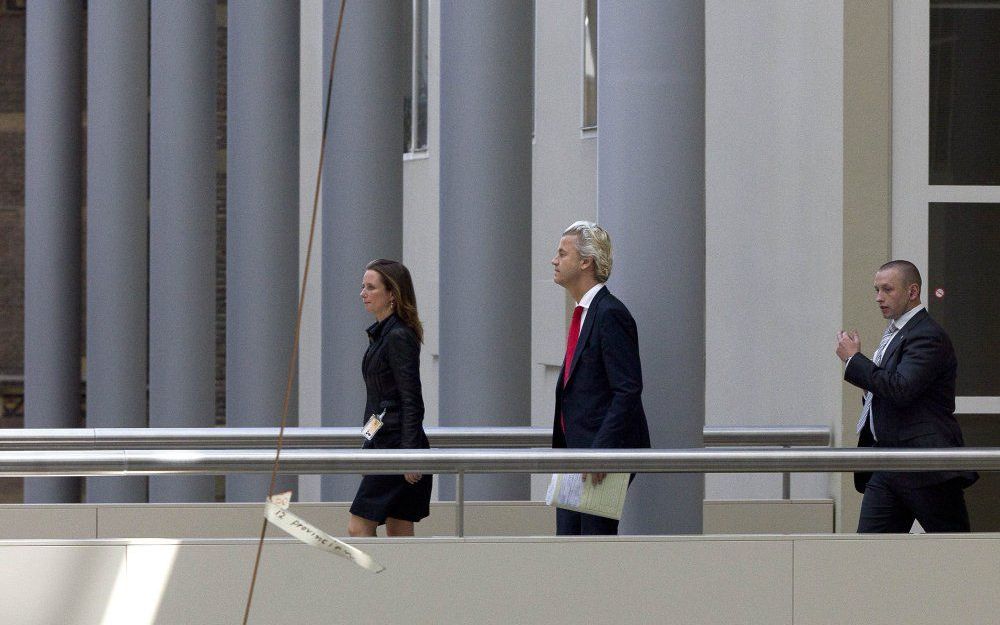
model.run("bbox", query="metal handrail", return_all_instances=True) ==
[0,447,994,475]
[0,425,831,450]
[9,446,989,537]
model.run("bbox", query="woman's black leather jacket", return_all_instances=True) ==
[361,314,429,450]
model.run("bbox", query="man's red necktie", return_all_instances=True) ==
[561,305,584,432]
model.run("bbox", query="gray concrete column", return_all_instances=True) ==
[438,1,533,500]
[226,3,299,502]
[23,1,84,503]
[597,1,705,534]
[148,1,218,503]
[320,1,403,501]
[85,0,149,503]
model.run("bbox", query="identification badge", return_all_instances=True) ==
[362,409,386,441]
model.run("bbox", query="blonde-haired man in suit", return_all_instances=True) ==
[551,221,651,535]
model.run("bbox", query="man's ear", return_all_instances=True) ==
[909,283,920,301]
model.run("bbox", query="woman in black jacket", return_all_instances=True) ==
[348,259,431,537]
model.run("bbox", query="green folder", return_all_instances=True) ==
[545,472,630,520]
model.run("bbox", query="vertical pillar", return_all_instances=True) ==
[597,1,705,534]
[148,0,218,502]
[24,1,84,503]
[438,1,533,500]
[320,1,403,501]
[298,0,325,503]
[85,0,150,503]
[226,3,300,502]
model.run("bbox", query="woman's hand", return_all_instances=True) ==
[404,473,422,484]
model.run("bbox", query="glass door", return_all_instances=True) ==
[893,0,1000,529]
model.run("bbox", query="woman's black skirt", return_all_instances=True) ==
[350,473,432,524]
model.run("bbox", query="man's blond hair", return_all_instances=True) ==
[563,221,612,283]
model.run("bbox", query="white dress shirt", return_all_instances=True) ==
[846,304,926,368]
[574,283,606,337]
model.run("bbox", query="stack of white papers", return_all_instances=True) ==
[545,472,629,520]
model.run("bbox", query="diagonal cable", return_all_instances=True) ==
[241,1,347,622]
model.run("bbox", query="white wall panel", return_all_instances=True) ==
[7,534,1000,624]
[530,0,599,499]
[705,1,844,499]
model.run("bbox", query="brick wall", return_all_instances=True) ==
[0,8,25,378]
[0,2,25,500]
[1,3,231,427]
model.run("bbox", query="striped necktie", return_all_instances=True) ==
[855,321,899,440]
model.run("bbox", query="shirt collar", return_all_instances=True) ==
[366,313,396,340]
[576,283,605,309]
[893,304,925,330]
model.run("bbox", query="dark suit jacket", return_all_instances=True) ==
[361,314,429,451]
[846,308,977,493]
[552,286,651,451]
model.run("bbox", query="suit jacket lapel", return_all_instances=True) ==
[880,308,927,366]
[566,286,606,385]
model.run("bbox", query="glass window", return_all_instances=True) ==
[404,0,428,154]
[583,0,597,130]
[928,202,1000,395]
[954,414,1000,530]
[929,1,1000,185]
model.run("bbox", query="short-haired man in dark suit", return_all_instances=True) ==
[551,221,651,535]
[836,260,977,532]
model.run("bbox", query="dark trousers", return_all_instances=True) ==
[858,472,971,533]
[557,508,619,536]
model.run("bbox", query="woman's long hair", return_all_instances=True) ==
[366,259,423,343]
